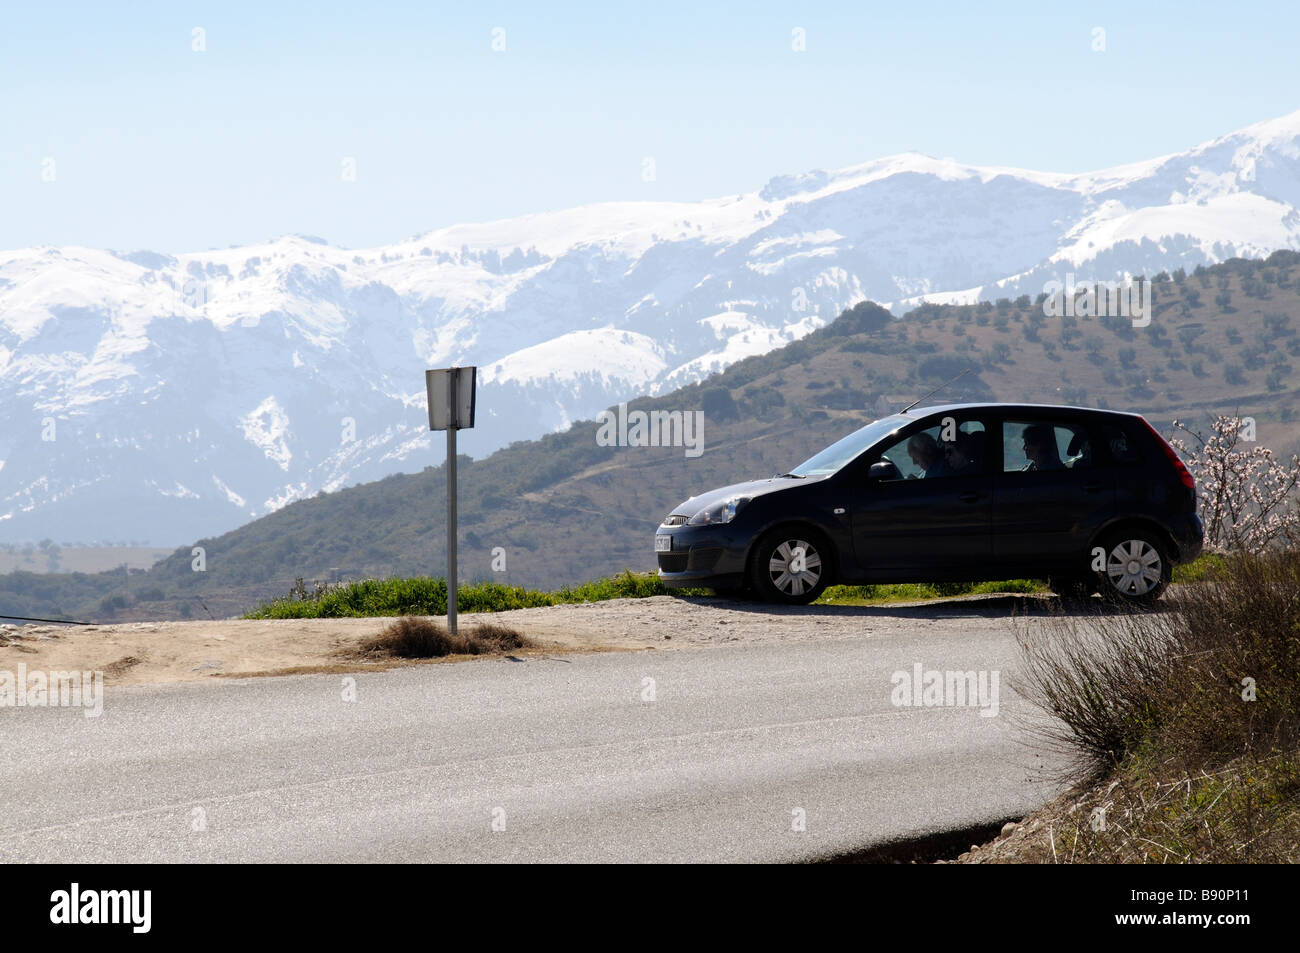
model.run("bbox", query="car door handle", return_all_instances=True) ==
[1081,481,1104,493]
[958,491,980,503]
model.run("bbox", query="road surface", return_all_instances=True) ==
[1,600,1072,862]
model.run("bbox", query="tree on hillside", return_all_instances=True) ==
[743,384,785,419]
[1264,312,1291,336]
[827,301,891,337]
[701,387,738,422]
[917,354,974,382]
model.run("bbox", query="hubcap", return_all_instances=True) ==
[1106,539,1162,596]
[768,539,822,596]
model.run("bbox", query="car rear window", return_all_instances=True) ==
[1101,423,1143,465]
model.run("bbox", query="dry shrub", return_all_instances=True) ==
[1003,554,1300,861]
[1016,552,1300,784]
[351,616,531,659]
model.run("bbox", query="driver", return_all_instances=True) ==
[907,432,953,478]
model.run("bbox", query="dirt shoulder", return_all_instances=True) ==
[0,592,1056,688]
[0,610,624,687]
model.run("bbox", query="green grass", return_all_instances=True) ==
[818,553,1229,606]
[244,570,710,619]
[250,555,1222,619]
[248,570,1054,617]
[1171,551,1228,583]
[816,578,1045,605]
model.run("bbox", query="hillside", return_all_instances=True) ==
[5,250,1300,622]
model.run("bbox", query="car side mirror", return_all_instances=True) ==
[867,461,900,482]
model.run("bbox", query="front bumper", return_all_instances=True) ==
[654,523,750,588]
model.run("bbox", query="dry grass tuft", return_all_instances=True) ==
[348,616,532,660]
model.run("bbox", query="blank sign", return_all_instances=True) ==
[426,366,477,430]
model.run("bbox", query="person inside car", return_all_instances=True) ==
[1021,424,1065,471]
[907,432,953,478]
[944,431,982,475]
[1064,431,1093,469]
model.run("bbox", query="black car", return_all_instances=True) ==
[655,403,1203,606]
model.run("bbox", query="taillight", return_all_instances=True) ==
[1139,417,1195,490]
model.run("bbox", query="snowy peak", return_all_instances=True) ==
[481,328,667,390]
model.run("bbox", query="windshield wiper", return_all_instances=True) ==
[773,472,807,479]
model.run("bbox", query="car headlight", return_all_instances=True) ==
[687,496,750,526]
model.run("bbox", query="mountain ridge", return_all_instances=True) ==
[4,110,1300,544]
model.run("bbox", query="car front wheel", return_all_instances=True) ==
[749,528,831,605]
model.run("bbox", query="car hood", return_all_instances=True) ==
[669,477,812,519]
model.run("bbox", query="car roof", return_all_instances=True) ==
[898,401,1144,421]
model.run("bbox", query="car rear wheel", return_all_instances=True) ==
[1095,529,1170,607]
[749,528,831,605]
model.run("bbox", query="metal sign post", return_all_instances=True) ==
[425,366,476,637]
[446,397,457,637]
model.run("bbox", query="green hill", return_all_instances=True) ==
[7,251,1300,622]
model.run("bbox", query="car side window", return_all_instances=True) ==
[1003,420,1092,472]
[877,419,987,481]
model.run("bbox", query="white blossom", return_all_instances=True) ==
[1170,416,1300,553]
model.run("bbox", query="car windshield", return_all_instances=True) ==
[789,415,908,476]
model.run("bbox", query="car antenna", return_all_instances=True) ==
[900,368,971,414]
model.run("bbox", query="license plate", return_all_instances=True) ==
[655,534,672,553]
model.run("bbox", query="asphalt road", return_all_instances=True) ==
[1,612,1070,862]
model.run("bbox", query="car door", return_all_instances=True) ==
[846,414,993,572]
[991,414,1115,571]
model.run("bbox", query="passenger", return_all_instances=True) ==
[908,432,953,478]
[945,431,982,475]
[1065,432,1093,469]
[1021,424,1065,471]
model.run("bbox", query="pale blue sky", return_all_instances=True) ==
[4,0,1299,252]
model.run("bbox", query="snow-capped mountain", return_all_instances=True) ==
[4,110,1300,544]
